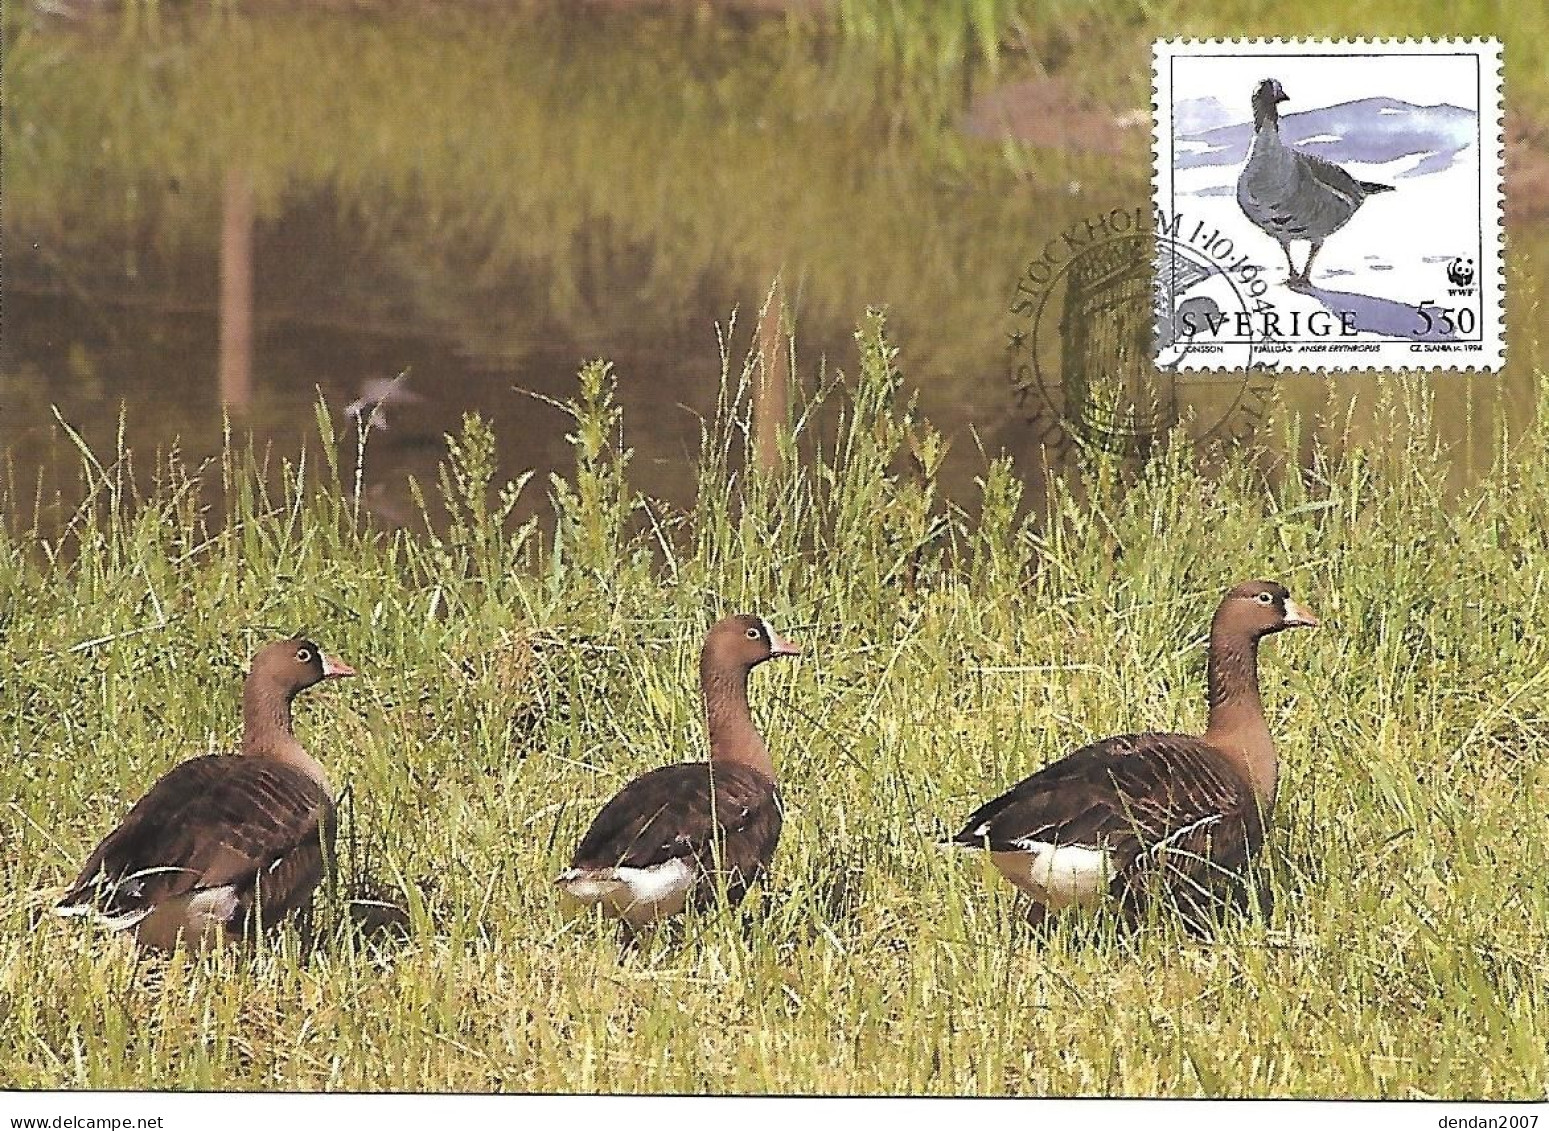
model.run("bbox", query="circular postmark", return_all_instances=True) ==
[1007,207,1278,459]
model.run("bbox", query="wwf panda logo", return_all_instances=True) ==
[1447,257,1476,287]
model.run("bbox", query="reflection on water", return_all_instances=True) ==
[1,4,1541,532]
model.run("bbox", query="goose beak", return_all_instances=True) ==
[322,654,357,678]
[768,630,803,658]
[1283,600,1320,629]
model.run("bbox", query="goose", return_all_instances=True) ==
[949,581,1317,927]
[56,638,355,951]
[556,615,800,929]
[1236,78,1394,287]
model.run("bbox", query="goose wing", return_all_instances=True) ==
[951,734,1262,890]
[1297,151,1370,209]
[59,755,334,928]
[567,761,782,882]
[1239,139,1378,241]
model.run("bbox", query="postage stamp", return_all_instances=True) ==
[1152,38,1504,371]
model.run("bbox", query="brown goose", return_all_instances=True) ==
[56,638,355,951]
[949,581,1318,926]
[555,614,800,928]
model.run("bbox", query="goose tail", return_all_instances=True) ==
[1359,181,1396,194]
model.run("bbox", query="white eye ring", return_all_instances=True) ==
[745,627,761,640]
[296,648,313,663]
[1256,592,1274,604]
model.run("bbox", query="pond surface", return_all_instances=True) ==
[2,4,1544,531]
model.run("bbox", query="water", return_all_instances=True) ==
[2,4,1541,533]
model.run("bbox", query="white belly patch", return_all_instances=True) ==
[990,843,1112,908]
[556,859,698,928]
[131,886,241,952]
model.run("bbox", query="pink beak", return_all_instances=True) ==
[322,654,356,678]
[768,630,803,658]
[1283,599,1320,629]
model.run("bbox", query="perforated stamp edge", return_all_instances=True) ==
[1151,37,1504,373]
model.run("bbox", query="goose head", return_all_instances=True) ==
[249,638,356,701]
[1251,78,1290,130]
[1215,580,1319,641]
[703,614,802,674]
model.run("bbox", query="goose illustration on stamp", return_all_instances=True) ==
[1237,77,1396,289]
[1153,38,1504,372]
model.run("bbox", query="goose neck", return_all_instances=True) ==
[242,681,331,791]
[1204,627,1278,809]
[702,661,774,780]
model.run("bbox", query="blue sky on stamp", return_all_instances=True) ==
[1173,53,1479,184]
[1174,54,1481,130]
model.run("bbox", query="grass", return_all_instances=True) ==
[1,312,1546,1095]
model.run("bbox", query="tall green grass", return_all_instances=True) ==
[1,314,1545,1094]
